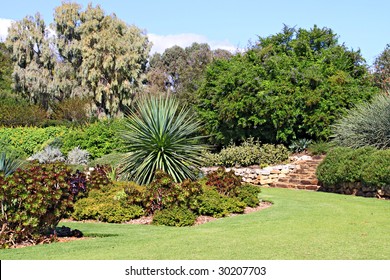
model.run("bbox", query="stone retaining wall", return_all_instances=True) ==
[201,155,323,190]
[318,182,390,199]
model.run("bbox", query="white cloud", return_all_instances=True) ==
[0,18,13,41]
[148,33,240,54]
[1,18,239,54]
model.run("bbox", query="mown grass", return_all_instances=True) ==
[1,187,389,260]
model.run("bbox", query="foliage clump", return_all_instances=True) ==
[88,165,112,190]
[72,184,144,223]
[60,119,126,159]
[206,167,261,204]
[152,206,197,227]
[0,151,22,177]
[203,138,289,167]
[30,146,65,163]
[119,95,207,184]
[196,188,246,218]
[196,25,378,147]
[0,162,85,248]
[0,96,47,127]
[66,146,90,165]
[0,126,68,158]
[124,170,203,216]
[205,167,242,196]
[71,168,261,227]
[316,147,390,198]
[331,94,390,149]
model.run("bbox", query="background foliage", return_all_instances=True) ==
[196,25,378,147]
[5,2,150,117]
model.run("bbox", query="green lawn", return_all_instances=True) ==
[1,187,389,260]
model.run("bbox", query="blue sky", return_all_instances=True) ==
[0,0,389,64]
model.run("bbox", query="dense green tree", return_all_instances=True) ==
[197,25,379,147]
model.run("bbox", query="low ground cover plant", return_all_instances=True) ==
[72,184,145,223]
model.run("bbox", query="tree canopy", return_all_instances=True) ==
[0,42,13,95]
[373,44,390,94]
[196,25,379,146]
[5,2,150,117]
[146,43,232,106]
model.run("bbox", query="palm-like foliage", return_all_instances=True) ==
[0,152,22,177]
[119,95,207,185]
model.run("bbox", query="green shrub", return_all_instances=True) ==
[316,147,375,186]
[72,185,145,223]
[139,171,203,215]
[0,126,68,157]
[196,188,246,218]
[235,184,261,207]
[152,206,197,227]
[0,138,27,159]
[0,97,47,127]
[289,138,312,153]
[206,167,242,196]
[61,119,126,159]
[360,150,390,188]
[307,141,335,155]
[86,165,112,191]
[0,162,81,248]
[120,181,146,206]
[316,146,390,198]
[332,94,390,149]
[260,143,290,166]
[100,204,144,223]
[0,120,126,160]
[203,138,289,167]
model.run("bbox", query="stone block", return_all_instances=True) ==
[260,179,274,185]
[274,182,290,188]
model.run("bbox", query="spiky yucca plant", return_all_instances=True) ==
[0,152,22,177]
[332,94,390,149]
[119,95,207,185]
